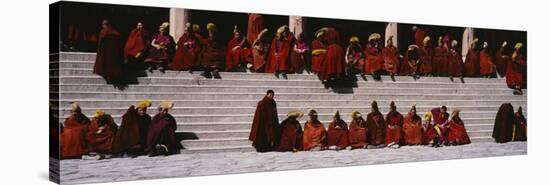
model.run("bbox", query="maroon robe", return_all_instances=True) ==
[495,47,511,77]
[384,111,403,145]
[348,118,368,148]
[247,14,265,44]
[144,34,175,65]
[464,48,480,77]
[201,34,225,69]
[479,49,495,75]
[225,37,250,71]
[366,111,386,145]
[418,46,433,75]
[448,47,463,77]
[86,115,118,153]
[433,46,449,76]
[422,121,438,145]
[113,106,151,153]
[61,113,90,158]
[414,28,426,47]
[319,28,344,81]
[447,118,471,145]
[311,39,327,73]
[506,52,526,89]
[302,120,327,150]
[291,40,308,73]
[403,113,423,145]
[266,35,293,73]
[327,119,350,149]
[146,113,180,154]
[399,49,419,76]
[382,45,400,74]
[94,26,125,83]
[172,33,202,70]
[276,118,303,151]
[249,96,279,151]
[513,112,527,141]
[364,44,384,74]
[252,41,270,72]
[124,28,149,60]
[431,108,449,142]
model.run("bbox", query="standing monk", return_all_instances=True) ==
[513,106,527,141]
[448,40,464,82]
[247,13,265,45]
[146,101,181,156]
[385,101,403,148]
[464,38,480,77]
[94,19,125,84]
[479,41,496,77]
[251,29,270,72]
[113,100,152,157]
[225,26,250,72]
[172,23,202,72]
[367,101,386,148]
[327,111,350,150]
[348,111,368,149]
[302,109,327,151]
[291,33,309,74]
[200,23,225,79]
[382,36,399,80]
[144,22,175,73]
[494,41,511,78]
[266,25,294,78]
[124,22,150,65]
[412,26,426,47]
[311,28,328,74]
[433,36,450,76]
[506,43,526,95]
[61,102,90,159]
[85,109,118,158]
[403,104,423,145]
[418,36,433,76]
[364,33,384,80]
[447,109,471,145]
[319,27,345,84]
[249,90,279,152]
[492,103,515,143]
[276,110,304,152]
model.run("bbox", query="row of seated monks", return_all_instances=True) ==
[249,90,527,152]
[93,15,526,94]
[59,100,181,159]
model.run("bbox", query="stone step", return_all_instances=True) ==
[54,84,520,95]
[180,145,254,153]
[58,52,97,61]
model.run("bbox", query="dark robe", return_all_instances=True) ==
[464,48,480,77]
[172,33,202,70]
[327,119,350,149]
[385,111,403,145]
[364,44,384,74]
[403,113,423,145]
[276,118,303,151]
[319,28,344,81]
[433,46,449,76]
[311,38,327,73]
[513,112,527,141]
[94,26,125,83]
[266,35,293,73]
[448,47,463,77]
[492,103,515,143]
[86,114,118,153]
[494,47,510,77]
[366,111,386,145]
[447,118,471,145]
[247,14,265,44]
[61,113,90,158]
[146,113,181,154]
[302,120,327,150]
[418,46,433,75]
[506,52,527,89]
[399,49,419,76]
[479,49,495,75]
[144,34,175,65]
[382,45,400,74]
[348,118,368,149]
[249,96,279,152]
[201,34,225,69]
[291,40,308,73]
[113,106,151,154]
[225,36,250,72]
[252,41,270,72]
[124,28,150,61]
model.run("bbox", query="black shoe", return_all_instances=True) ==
[201,71,212,78]
[460,76,465,83]
[147,67,153,73]
[159,66,165,73]
[274,72,280,78]
[281,73,288,79]
[212,70,221,79]
[450,76,454,82]
[390,74,396,82]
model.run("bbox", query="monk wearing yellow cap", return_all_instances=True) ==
[302,109,327,151]
[348,111,368,149]
[327,111,350,150]
[200,23,225,79]
[345,36,365,78]
[275,110,304,152]
[172,22,202,72]
[506,42,526,95]
[364,33,384,80]
[84,109,118,159]
[418,36,433,76]
[447,109,471,145]
[113,99,152,157]
[61,102,90,159]
[146,100,181,156]
[266,25,295,79]
[311,28,328,74]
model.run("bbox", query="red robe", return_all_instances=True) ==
[399,50,419,76]
[172,33,202,70]
[201,35,225,68]
[61,114,90,158]
[113,106,151,153]
[415,28,426,47]
[225,37,250,71]
[382,45,400,74]
[447,118,471,145]
[348,118,368,148]
[94,26,125,83]
[249,96,279,151]
[252,41,270,72]
[418,46,433,75]
[364,44,384,74]
[403,113,423,145]
[366,111,386,145]
[311,39,327,73]
[464,48,480,77]
[506,52,526,88]
[266,36,293,73]
[86,115,118,153]
[302,120,327,150]
[247,14,265,44]
[479,49,495,75]
[494,48,510,77]
[422,122,437,144]
[448,48,463,77]
[433,46,449,76]
[124,28,149,60]
[327,119,350,148]
[276,118,303,151]
[384,111,403,145]
[319,28,344,81]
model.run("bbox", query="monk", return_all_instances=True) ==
[492,103,515,143]
[513,106,527,141]
[399,45,420,79]
[266,25,294,78]
[366,101,386,148]
[432,36,450,76]
[348,111,368,149]
[327,111,350,150]
[291,33,309,74]
[124,22,150,65]
[276,110,304,152]
[94,19,125,84]
[61,102,90,159]
[385,101,403,148]
[146,101,181,156]
[251,29,270,72]
[479,41,496,77]
[403,104,423,145]
[319,27,345,83]
[418,36,433,76]
[249,90,279,152]
[431,106,450,146]
[448,40,464,82]
[412,26,426,47]
[506,42,526,95]
[144,22,175,73]
[113,100,152,157]
[364,33,384,80]
[464,38,480,77]
[447,109,471,145]
[172,23,202,72]
[247,13,265,45]
[382,36,399,80]
[302,109,327,151]
[421,112,439,146]
[494,41,511,78]
[311,28,328,74]
[225,26,250,72]
[200,23,225,79]
[345,36,364,79]
[84,109,118,158]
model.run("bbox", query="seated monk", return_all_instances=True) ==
[348,111,368,149]
[146,101,181,156]
[447,109,471,145]
[513,106,527,141]
[327,111,350,150]
[302,109,327,151]
[61,102,90,159]
[276,110,304,152]
[431,106,450,146]
[403,104,423,145]
[385,101,403,148]
[84,109,118,159]
[113,99,152,157]
[422,112,438,146]
[367,101,386,148]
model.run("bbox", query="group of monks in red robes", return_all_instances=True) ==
[60,100,181,159]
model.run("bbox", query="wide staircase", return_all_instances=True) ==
[50,52,527,153]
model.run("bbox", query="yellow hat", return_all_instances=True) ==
[473,38,479,43]
[206,23,216,31]
[158,100,174,110]
[137,99,152,109]
[70,102,81,112]
[451,40,458,47]
[233,25,239,33]
[333,110,341,119]
[160,22,169,29]
[312,49,327,55]
[424,112,432,121]
[351,111,362,119]
[423,36,431,44]
[94,109,105,118]
[192,24,200,32]
[408,44,419,51]
[349,36,360,43]
[515,42,523,49]
[315,28,328,38]
[368,33,381,41]
[287,109,304,118]
[277,25,289,36]
[451,109,460,118]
